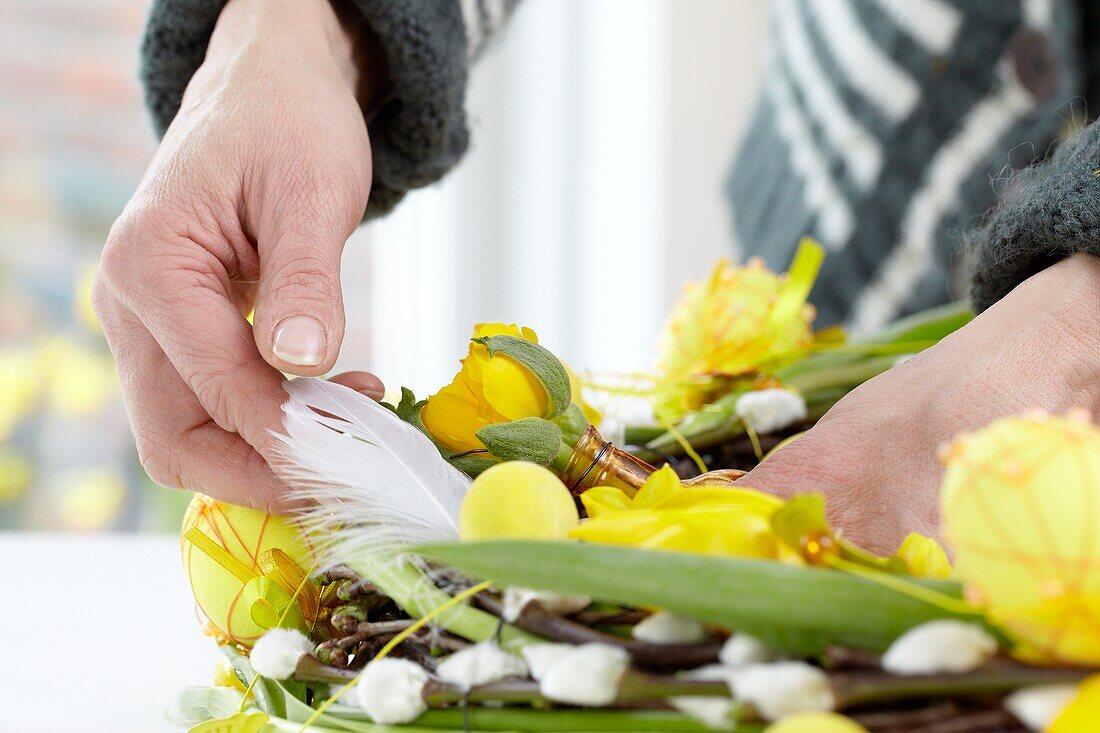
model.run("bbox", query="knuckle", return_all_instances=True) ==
[266,252,339,306]
[135,430,182,489]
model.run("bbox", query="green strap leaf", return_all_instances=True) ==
[477,417,564,466]
[473,335,572,419]
[417,540,992,656]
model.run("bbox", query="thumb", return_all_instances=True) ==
[252,225,347,376]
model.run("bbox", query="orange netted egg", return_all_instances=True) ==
[181,494,318,647]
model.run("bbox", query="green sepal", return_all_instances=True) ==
[770,494,905,573]
[477,417,564,466]
[382,386,424,424]
[552,403,589,447]
[405,403,499,478]
[472,335,572,419]
[449,454,500,477]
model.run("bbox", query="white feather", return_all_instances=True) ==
[271,378,471,564]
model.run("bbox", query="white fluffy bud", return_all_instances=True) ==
[718,633,775,668]
[501,587,590,622]
[1004,684,1078,731]
[538,643,630,706]
[734,389,807,434]
[669,665,738,731]
[249,629,312,680]
[632,611,706,644]
[731,662,834,721]
[881,621,997,675]
[353,658,428,725]
[435,642,527,692]
[520,643,575,681]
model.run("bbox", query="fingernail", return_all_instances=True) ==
[273,316,326,366]
[358,386,385,401]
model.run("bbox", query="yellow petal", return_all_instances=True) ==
[581,486,633,519]
[420,385,487,453]
[472,322,538,342]
[478,354,549,420]
[460,462,579,541]
[632,466,684,509]
[1049,675,1100,733]
[896,532,952,579]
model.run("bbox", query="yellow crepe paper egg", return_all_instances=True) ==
[941,411,1100,665]
[181,494,318,647]
[459,461,579,541]
[764,712,868,733]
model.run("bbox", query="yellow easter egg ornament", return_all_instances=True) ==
[941,411,1100,665]
[764,712,868,733]
[459,461,579,541]
[181,494,319,647]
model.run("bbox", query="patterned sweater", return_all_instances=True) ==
[141,0,1100,328]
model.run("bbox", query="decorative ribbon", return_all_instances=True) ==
[184,526,317,632]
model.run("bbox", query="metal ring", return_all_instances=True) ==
[571,441,612,491]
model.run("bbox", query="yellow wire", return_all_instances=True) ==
[239,563,318,713]
[827,556,978,616]
[656,415,708,475]
[742,420,764,462]
[763,431,805,461]
[298,579,493,732]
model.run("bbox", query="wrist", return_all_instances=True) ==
[200,0,388,110]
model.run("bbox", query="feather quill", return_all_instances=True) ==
[271,378,470,565]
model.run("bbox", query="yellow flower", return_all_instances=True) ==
[0,347,40,442]
[570,466,789,559]
[0,450,32,505]
[941,412,1100,665]
[460,461,579,541]
[1049,674,1100,733]
[896,533,952,579]
[421,323,551,453]
[654,239,823,419]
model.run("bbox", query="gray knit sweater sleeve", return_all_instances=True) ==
[140,0,518,218]
[969,120,1100,311]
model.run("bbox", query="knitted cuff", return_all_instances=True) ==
[140,0,471,219]
[969,119,1100,311]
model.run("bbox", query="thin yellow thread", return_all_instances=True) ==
[298,579,493,732]
[827,556,977,615]
[239,563,318,713]
[743,420,764,462]
[764,431,805,461]
[656,415,707,475]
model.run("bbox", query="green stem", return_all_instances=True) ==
[419,673,730,707]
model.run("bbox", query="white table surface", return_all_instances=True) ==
[0,533,222,733]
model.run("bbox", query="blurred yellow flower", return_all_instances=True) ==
[421,323,550,453]
[212,659,248,694]
[654,238,823,420]
[37,335,118,417]
[0,449,32,505]
[895,533,952,579]
[570,466,790,559]
[74,262,101,333]
[459,462,579,541]
[0,347,40,441]
[56,466,127,530]
[1049,674,1100,733]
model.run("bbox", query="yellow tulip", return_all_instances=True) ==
[421,323,550,453]
[570,466,789,559]
[1049,675,1100,733]
[896,532,952,579]
[654,239,823,420]
[459,461,580,541]
[941,412,1100,665]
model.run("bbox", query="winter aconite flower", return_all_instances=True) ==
[653,239,823,420]
[570,466,789,559]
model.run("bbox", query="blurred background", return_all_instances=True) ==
[0,0,768,535]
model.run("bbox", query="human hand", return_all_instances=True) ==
[94,0,384,510]
[740,254,1100,554]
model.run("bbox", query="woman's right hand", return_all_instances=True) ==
[94,0,383,510]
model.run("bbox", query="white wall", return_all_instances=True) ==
[339,0,771,398]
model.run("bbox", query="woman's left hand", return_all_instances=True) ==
[740,253,1100,554]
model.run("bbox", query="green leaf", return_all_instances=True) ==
[222,646,287,718]
[473,335,572,419]
[553,403,589,448]
[417,540,990,656]
[165,686,244,727]
[383,387,423,424]
[477,417,563,465]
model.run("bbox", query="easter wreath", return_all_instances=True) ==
[173,241,1100,733]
